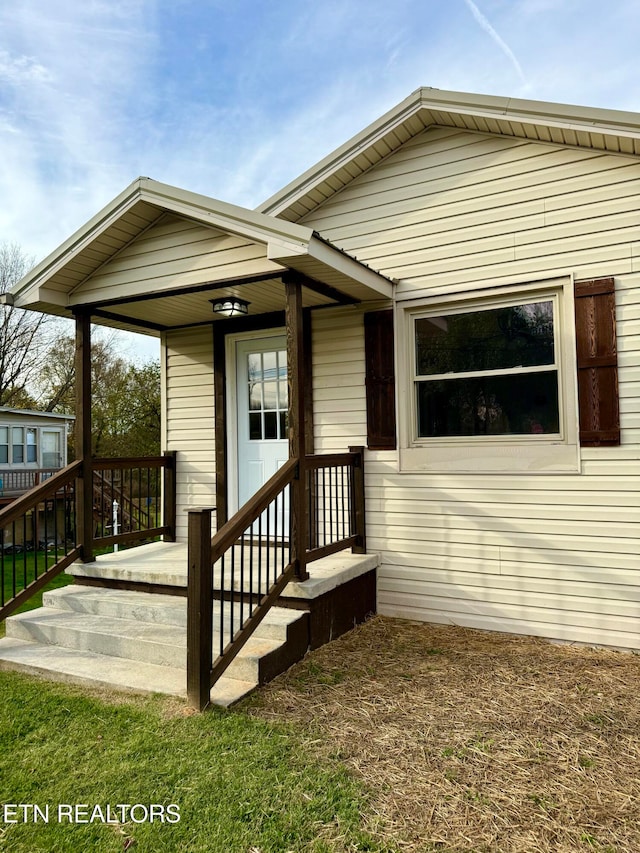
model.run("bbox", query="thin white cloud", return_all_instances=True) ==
[462,0,528,86]
[0,50,51,85]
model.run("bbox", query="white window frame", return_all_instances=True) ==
[0,427,8,464]
[397,277,580,474]
[26,427,37,463]
[41,429,63,469]
[11,427,24,464]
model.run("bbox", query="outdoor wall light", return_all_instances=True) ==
[211,298,250,317]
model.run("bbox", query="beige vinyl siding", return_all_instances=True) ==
[73,214,278,305]
[306,127,640,649]
[311,307,367,452]
[163,326,215,542]
[302,127,640,293]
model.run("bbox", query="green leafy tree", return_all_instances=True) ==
[37,333,161,457]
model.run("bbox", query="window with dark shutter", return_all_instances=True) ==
[364,309,396,450]
[574,277,620,446]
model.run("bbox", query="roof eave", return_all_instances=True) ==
[10,178,316,312]
[269,234,395,300]
[257,87,640,220]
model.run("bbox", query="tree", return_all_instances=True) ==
[0,243,53,407]
[36,332,161,458]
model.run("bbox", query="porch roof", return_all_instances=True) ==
[6,179,394,336]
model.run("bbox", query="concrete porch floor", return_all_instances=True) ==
[68,540,378,601]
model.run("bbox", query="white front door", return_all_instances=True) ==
[232,335,289,529]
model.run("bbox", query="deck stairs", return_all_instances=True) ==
[0,542,378,707]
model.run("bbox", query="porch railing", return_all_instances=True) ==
[0,461,82,622]
[187,447,365,710]
[0,468,62,499]
[91,454,176,551]
[0,453,177,622]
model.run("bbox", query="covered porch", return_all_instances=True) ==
[0,179,393,708]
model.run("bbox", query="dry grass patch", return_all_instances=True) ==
[248,616,640,852]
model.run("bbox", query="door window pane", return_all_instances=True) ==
[246,349,288,441]
[247,353,262,382]
[264,411,278,440]
[249,413,262,441]
[262,381,278,409]
[249,383,262,410]
[262,350,277,378]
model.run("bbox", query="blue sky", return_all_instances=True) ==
[1,0,639,359]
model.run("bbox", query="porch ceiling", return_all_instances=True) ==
[7,179,395,336]
[88,272,348,333]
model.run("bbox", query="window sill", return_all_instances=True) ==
[400,441,580,474]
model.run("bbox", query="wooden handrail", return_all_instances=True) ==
[0,460,82,622]
[92,456,169,470]
[0,461,82,529]
[188,448,367,709]
[305,451,357,469]
[90,455,177,549]
[210,458,298,564]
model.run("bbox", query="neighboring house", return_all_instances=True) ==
[5,87,640,652]
[0,407,73,504]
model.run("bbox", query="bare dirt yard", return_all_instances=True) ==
[249,616,640,852]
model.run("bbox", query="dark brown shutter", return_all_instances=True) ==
[574,277,620,446]
[364,309,396,450]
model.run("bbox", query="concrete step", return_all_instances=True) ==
[0,544,377,707]
[0,577,311,706]
[5,607,287,684]
[43,585,303,642]
[0,638,255,707]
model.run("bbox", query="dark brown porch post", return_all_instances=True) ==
[74,309,94,562]
[285,273,309,581]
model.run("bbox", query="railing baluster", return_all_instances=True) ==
[11,521,16,597]
[185,453,365,709]
[22,513,27,591]
[257,511,262,599]
[341,465,347,541]
[53,495,60,563]
[249,524,254,613]
[219,553,225,657]
[230,540,235,646]
[281,490,285,574]
[240,532,245,628]
[265,503,270,594]
[322,468,328,545]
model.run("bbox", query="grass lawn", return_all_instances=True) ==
[3,612,640,852]
[0,556,75,639]
[1,543,122,637]
[0,672,391,853]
